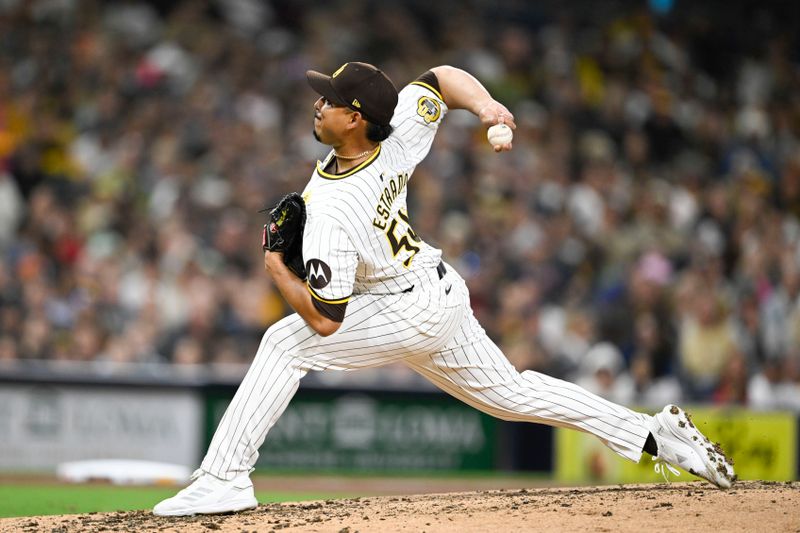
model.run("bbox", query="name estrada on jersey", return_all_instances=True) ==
[371,171,410,231]
[300,72,448,322]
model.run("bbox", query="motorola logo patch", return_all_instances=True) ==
[306,259,332,289]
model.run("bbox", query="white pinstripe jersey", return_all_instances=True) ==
[301,81,448,313]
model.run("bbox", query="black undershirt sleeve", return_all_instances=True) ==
[309,289,348,322]
[415,70,441,94]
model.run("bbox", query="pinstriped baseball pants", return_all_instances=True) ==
[201,263,651,479]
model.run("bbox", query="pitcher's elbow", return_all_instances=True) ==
[313,318,341,337]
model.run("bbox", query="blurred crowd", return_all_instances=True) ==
[1,0,800,410]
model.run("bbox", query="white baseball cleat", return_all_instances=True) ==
[153,469,258,516]
[648,405,736,489]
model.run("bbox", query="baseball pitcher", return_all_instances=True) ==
[154,63,734,516]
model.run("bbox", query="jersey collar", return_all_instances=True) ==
[316,144,382,180]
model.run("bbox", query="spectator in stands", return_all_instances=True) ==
[713,353,749,406]
[574,342,634,406]
[748,358,800,411]
[596,251,676,376]
[678,278,740,400]
[629,355,683,409]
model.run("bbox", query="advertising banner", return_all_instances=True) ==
[0,384,203,470]
[207,389,499,471]
[555,407,797,484]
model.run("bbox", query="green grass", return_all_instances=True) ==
[0,485,346,519]
[0,471,549,519]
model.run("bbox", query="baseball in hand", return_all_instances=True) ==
[487,123,513,147]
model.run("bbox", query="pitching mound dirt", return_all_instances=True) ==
[1,481,797,532]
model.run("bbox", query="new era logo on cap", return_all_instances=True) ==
[306,62,398,126]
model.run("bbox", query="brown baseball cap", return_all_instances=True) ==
[306,62,398,127]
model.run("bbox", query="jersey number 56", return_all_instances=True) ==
[385,209,420,267]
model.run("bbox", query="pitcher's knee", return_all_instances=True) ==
[259,326,281,350]
[254,329,291,365]
[258,315,306,354]
[467,388,527,421]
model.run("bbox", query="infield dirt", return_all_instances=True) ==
[0,480,797,532]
